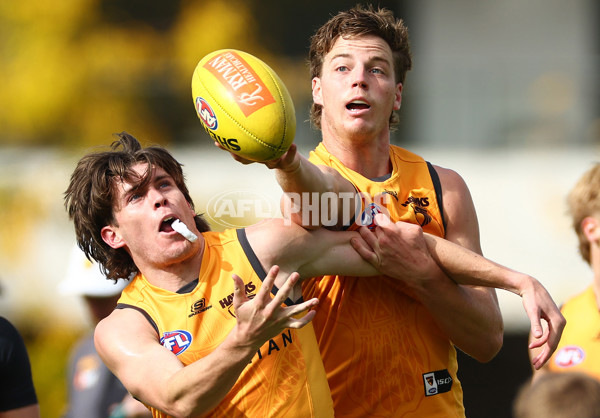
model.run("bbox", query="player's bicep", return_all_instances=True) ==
[94,309,183,407]
[435,165,498,299]
[435,164,482,253]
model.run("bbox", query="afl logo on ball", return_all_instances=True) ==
[195,97,218,130]
[554,345,585,368]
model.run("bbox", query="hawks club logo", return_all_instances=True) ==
[195,97,218,130]
[401,196,432,227]
[554,346,585,368]
[161,330,192,356]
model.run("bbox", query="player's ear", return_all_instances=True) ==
[582,216,600,243]
[393,83,403,111]
[187,201,196,216]
[312,77,323,106]
[101,225,126,249]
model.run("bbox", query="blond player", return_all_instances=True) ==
[226,5,565,417]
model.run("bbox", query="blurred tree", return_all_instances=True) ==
[0,0,263,147]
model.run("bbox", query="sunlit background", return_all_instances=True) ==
[1,0,598,416]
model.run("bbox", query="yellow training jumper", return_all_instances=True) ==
[547,285,600,380]
[117,228,333,418]
[303,143,465,417]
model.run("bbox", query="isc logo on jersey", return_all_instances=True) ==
[161,330,193,356]
[196,97,218,130]
[554,345,585,368]
[422,369,453,397]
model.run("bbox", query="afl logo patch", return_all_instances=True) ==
[161,330,192,356]
[554,345,585,368]
[195,97,218,130]
[360,203,383,230]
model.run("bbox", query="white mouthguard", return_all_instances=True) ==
[171,219,198,242]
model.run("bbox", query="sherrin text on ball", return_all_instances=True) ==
[192,49,296,162]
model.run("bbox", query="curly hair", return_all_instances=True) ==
[64,132,210,281]
[308,4,412,129]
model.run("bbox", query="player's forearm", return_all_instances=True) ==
[159,334,257,416]
[432,288,503,362]
[276,154,355,229]
[423,233,527,294]
[275,152,332,195]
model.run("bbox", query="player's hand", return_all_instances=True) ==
[351,213,442,291]
[519,278,566,369]
[231,265,318,349]
[216,142,299,171]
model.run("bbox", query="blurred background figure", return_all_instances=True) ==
[513,372,600,418]
[0,314,40,418]
[59,245,150,418]
[530,163,600,380]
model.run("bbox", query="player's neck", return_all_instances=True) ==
[137,238,205,293]
[322,134,392,179]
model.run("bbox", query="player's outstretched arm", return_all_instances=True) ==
[94,266,318,417]
[221,143,357,229]
[351,214,565,369]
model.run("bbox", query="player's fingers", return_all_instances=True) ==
[356,225,380,252]
[284,297,319,317]
[254,265,280,306]
[231,274,249,310]
[350,235,380,267]
[522,294,545,341]
[528,323,549,350]
[529,314,544,340]
[373,213,395,243]
[544,314,566,354]
[531,346,550,370]
[270,271,300,307]
[286,307,317,329]
[374,213,392,228]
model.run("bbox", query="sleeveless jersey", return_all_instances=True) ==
[547,285,600,379]
[303,143,465,417]
[117,228,333,418]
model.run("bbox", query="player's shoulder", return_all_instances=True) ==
[390,144,425,162]
[95,308,155,348]
[430,163,468,190]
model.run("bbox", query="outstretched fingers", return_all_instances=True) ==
[267,268,319,328]
[232,273,250,311]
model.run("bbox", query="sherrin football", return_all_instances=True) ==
[192,49,296,162]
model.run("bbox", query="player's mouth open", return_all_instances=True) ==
[346,100,370,111]
[160,217,176,233]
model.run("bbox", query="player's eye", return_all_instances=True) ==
[128,192,142,202]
